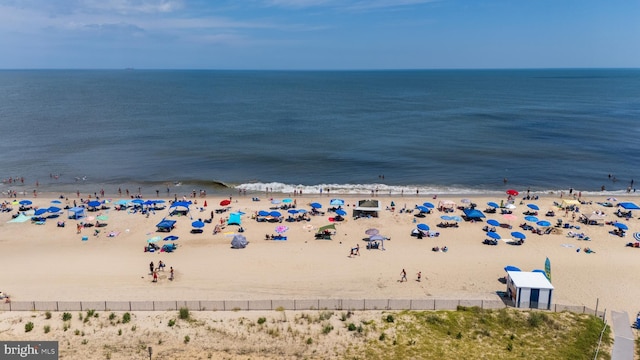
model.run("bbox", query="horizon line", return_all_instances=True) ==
[0,67,639,72]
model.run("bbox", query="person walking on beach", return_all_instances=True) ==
[417,271,422,282]
[152,270,158,283]
[169,267,174,281]
[149,261,154,275]
[158,260,165,271]
[400,269,407,282]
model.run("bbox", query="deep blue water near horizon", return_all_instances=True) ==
[0,68,639,196]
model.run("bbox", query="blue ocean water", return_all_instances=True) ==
[0,69,639,196]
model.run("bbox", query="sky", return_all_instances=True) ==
[0,0,638,69]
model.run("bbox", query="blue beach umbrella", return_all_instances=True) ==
[450,216,463,222]
[19,200,32,206]
[34,208,48,216]
[163,235,179,241]
[330,199,345,206]
[271,199,281,204]
[422,202,435,209]
[536,220,551,227]
[282,198,293,203]
[131,199,144,205]
[258,210,270,217]
[524,216,539,222]
[115,200,129,206]
[504,265,521,272]
[511,231,527,240]
[487,219,500,226]
[287,209,299,214]
[88,200,101,208]
[487,201,500,208]
[335,209,347,216]
[612,222,628,230]
[487,232,501,240]
[191,220,205,228]
[440,215,452,221]
[297,209,307,213]
[417,206,429,213]
[269,211,282,218]
[527,204,540,211]
[417,223,430,231]
[51,200,62,204]
[463,208,486,219]
[47,206,61,213]
[310,202,322,209]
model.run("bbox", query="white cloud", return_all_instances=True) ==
[262,0,437,10]
[264,0,333,8]
[81,0,184,14]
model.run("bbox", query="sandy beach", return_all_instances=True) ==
[0,190,637,316]
[1,190,637,358]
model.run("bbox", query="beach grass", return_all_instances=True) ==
[356,307,611,360]
[0,308,611,359]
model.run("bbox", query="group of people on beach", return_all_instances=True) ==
[399,269,422,283]
[149,261,174,283]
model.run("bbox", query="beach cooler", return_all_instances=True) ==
[81,236,88,241]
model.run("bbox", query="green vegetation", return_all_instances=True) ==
[358,308,611,360]
[45,311,52,320]
[25,322,34,332]
[257,317,267,325]
[179,307,190,320]
[62,312,72,321]
[322,324,334,335]
[43,325,51,334]
[122,312,131,324]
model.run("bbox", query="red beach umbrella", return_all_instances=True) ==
[506,189,519,196]
[220,199,231,206]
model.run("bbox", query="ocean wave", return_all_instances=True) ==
[234,182,637,197]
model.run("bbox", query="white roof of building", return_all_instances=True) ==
[507,271,554,290]
[355,199,380,211]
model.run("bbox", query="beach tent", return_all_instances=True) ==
[316,224,336,234]
[353,199,381,218]
[583,213,606,225]
[619,202,640,210]
[228,212,242,226]
[231,234,248,249]
[169,201,192,218]
[156,219,177,232]
[561,199,580,208]
[437,200,456,210]
[67,207,86,220]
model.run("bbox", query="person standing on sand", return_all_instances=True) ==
[149,261,154,275]
[400,269,407,282]
[417,271,422,282]
[152,270,158,283]
[169,267,174,281]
